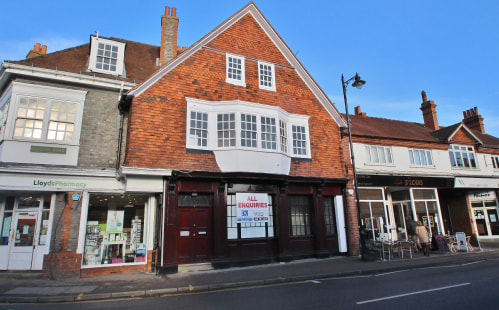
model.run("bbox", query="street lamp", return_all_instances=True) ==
[341,73,366,258]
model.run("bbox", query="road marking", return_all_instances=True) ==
[374,270,410,277]
[308,280,321,284]
[356,282,470,305]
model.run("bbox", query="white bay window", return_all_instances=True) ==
[186,98,310,159]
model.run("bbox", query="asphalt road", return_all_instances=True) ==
[2,258,498,310]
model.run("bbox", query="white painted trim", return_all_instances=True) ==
[1,63,135,90]
[76,191,89,254]
[120,166,172,176]
[334,195,348,253]
[225,53,246,87]
[257,61,276,92]
[88,37,126,76]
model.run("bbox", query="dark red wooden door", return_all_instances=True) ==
[177,205,211,264]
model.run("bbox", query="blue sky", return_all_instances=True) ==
[2,1,499,137]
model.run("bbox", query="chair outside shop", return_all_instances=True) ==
[397,240,414,259]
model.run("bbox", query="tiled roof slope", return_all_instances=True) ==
[7,37,160,84]
[345,113,499,148]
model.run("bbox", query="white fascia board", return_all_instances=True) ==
[1,63,136,91]
[127,4,346,128]
[120,166,173,176]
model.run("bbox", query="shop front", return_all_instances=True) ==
[357,175,454,243]
[0,193,54,270]
[159,173,348,273]
[468,191,499,238]
[0,170,161,277]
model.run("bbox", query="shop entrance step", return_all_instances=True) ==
[178,263,213,273]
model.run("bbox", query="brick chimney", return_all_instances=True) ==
[420,90,439,130]
[160,6,179,66]
[354,106,366,116]
[462,107,485,134]
[26,43,47,59]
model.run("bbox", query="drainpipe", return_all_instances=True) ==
[116,82,127,170]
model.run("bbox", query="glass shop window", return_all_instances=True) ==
[83,194,147,266]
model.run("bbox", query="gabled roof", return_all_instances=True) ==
[127,2,346,128]
[346,113,499,148]
[5,37,160,84]
[432,122,482,144]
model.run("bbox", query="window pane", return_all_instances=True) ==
[359,188,383,200]
[290,196,311,236]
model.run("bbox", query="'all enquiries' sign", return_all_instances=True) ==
[236,193,270,223]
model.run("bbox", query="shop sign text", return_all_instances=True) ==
[33,179,87,188]
[236,193,269,223]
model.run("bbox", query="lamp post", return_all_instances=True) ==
[341,73,366,258]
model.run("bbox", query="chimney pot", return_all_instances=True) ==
[41,45,47,54]
[354,106,366,116]
[420,91,439,130]
[160,5,179,65]
[34,43,41,51]
[462,107,485,134]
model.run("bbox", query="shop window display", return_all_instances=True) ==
[83,194,147,266]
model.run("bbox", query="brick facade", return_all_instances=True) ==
[125,13,346,181]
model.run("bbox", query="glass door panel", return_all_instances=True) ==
[487,209,499,235]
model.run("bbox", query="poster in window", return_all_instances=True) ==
[236,193,269,223]
[422,215,434,228]
[490,214,497,223]
[106,210,124,233]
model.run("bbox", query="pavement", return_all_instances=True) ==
[1,239,499,304]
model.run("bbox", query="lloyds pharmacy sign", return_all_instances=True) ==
[33,179,88,189]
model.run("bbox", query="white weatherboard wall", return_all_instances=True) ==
[353,143,499,178]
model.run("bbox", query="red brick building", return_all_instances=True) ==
[121,3,358,272]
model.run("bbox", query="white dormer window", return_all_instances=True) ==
[88,36,126,76]
[258,61,276,91]
[226,54,245,86]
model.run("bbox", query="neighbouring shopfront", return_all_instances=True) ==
[357,175,453,243]
[159,175,348,273]
[0,171,161,276]
[468,190,499,237]
[0,193,54,270]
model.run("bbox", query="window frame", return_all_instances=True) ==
[491,155,499,169]
[448,144,478,169]
[365,145,393,165]
[258,61,276,91]
[226,54,246,87]
[408,148,434,167]
[88,36,126,76]
[6,82,86,145]
[186,98,311,159]
[290,195,312,237]
[227,193,274,240]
